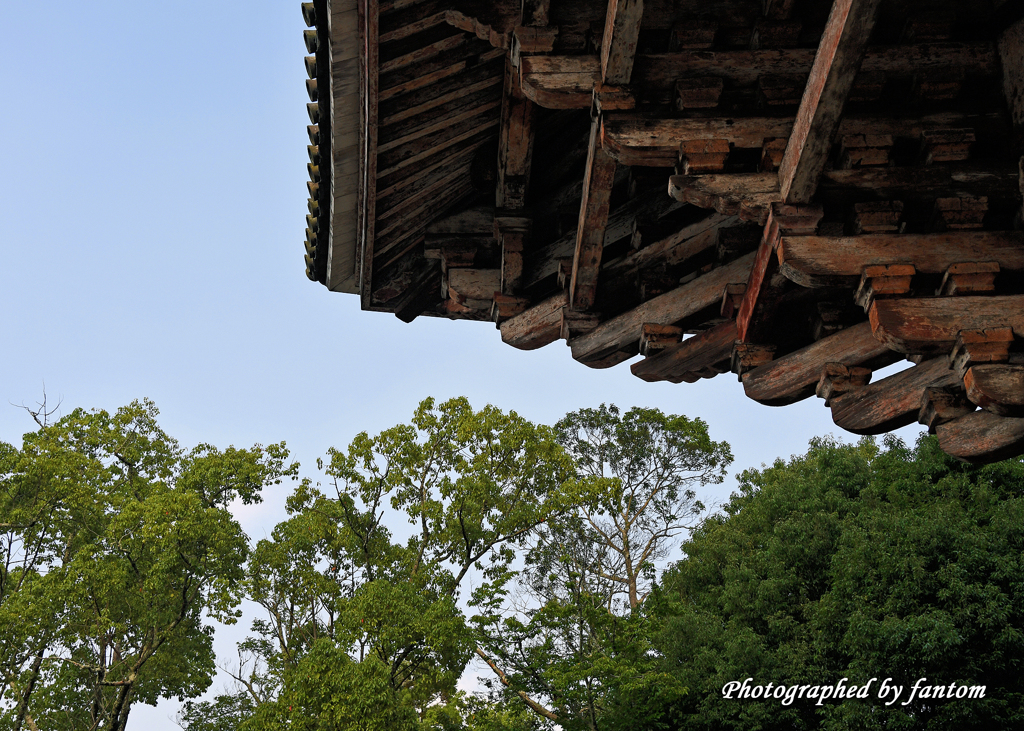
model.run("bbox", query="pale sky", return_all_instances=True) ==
[0,2,922,726]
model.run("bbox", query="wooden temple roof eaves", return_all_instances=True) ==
[301,0,1024,463]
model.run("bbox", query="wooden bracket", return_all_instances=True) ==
[937,261,999,296]
[757,74,807,107]
[812,301,862,341]
[495,216,531,295]
[759,138,788,172]
[561,309,601,340]
[593,83,636,112]
[639,323,684,356]
[951,327,1014,378]
[932,196,988,231]
[731,342,776,378]
[919,385,976,433]
[678,139,731,175]
[491,293,532,323]
[669,16,718,50]
[920,129,975,165]
[850,201,904,234]
[750,19,802,49]
[854,264,915,311]
[837,133,893,169]
[674,77,724,110]
[964,365,1024,417]
[720,283,747,319]
[816,362,872,406]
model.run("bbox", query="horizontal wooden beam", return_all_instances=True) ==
[499,291,568,349]
[964,364,1024,417]
[631,321,737,383]
[777,231,1024,288]
[936,410,1024,463]
[741,321,897,406]
[570,251,756,364]
[869,295,1024,354]
[519,43,998,108]
[829,356,960,435]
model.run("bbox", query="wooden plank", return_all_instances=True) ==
[602,212,737,282]
[964,365,1024,417]
[741,321,896,405]
[520,43,998,107]
[499,292,569,349]
[570,251,756,363]
[779,0,883,203]
[448,268,501,306]
[358,0,380,309]
[869,296,1024,354]
[601,112,989,168]
[937,411,1024,464]
[570,119,618,310]
[377,107,501,176]
[379,83,503,150]
[830,356,960,435]
[497,57,536,210]
[601,0,645,85]
[631,321,737,383]
[777,231,1024,288]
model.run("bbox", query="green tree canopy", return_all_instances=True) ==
[655,434,1024,731]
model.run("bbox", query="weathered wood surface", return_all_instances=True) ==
[570,251,756,364]
[830,356,961,435]
[519,43,998,107]
[496,58,535,209]
[631,321,738,382]
[447,268,501,306]
[358,0,380,309]
[937,410,1024,463]
[964,364,1024,417]
[499,291,568,349]
[741,321,897,406]
[869,296,1024,354]
[779,0,882,203]
[777,231,1024,288]
[601,0,644,85]
[570,119,618,310]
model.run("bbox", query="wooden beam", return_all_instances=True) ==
[521,0,550,27]
[569,119,619,310]
[829,356,960,435]
[964,365,1024,417]
[570,251,756,364]
[601,112,993,168]
[937,410,1024,464]
[779,0,882,203]
[631,321,738,383]
[869,296,1024,355]
[519,43,999,108]
[777,231,1024,289]
[741,321,897,406]
[499,291,568,349]
[358,0,380,310]
[448,268,501,308]
[497,57,536,210]
[601,0,645,85]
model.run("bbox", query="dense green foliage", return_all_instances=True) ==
[656,434,1024,730]
[0,400,295,731]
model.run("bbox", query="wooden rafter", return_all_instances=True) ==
[569,119,618,311]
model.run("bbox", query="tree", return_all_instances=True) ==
[473,405,731,731]
[181,397,578,730]
[655,434,1024,731]
[0,400,295,731]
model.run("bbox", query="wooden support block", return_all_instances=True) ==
[850,201,904,234]
[951,327,1014,378]
[491,293,532,323]
[917,69,965,101]
[561,309,601,340]
[439,244,478,268]
[513,25,558,53]
[816,362,872,406]
[669,16,718,51]
[678,139,730,174]
[720,283,747,319]
[732,342,777,377]
[570,119,617,310]
[760,138,788,172]
[932,196,988,231]
[447,269,500,309]
[674,77,725,110]
[837,133,893,168]
[639,323,684,356]
[499,291,567,350]
[750,20,802,49]
[964,364,1024,417]
[632,321,738,383]
[937,410,1024,464]
[830,355,961,435]
[919,386,976,433]
[937,261,999,296]
[495,215,530,294]
[757,74,807,106]
[902,10,955,43]
[593,83,636,112]
[920,129,975,164]
[854,264,915,311]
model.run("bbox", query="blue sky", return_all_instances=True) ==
[0,2,923,725]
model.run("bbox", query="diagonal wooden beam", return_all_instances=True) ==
[601,0,645,84]
[497,57,536,210]
[568,118,618,310]
[631,321,738,383]
[937,410,1024,464]
[778,0,883,203]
